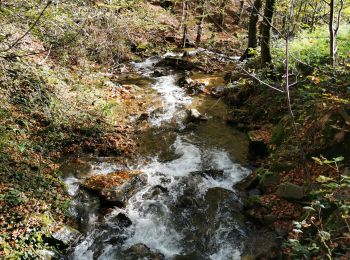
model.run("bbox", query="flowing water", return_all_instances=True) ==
[62,53,258,259]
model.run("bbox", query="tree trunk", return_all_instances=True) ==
[240,0,262,61]
[309,2,319,31]
[235,0,245,25]
[261,0,275,65]
[329,0,336,67]
[218,0,227,31]
[196,1,206,45]
[182,0,189,48]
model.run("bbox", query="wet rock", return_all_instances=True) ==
[211,86,226,97]
[276,182,304,200]
[205,187,242,212]
[124,243,165,259]
[191,169,224,179]
[52,225,81,246]
[203,169,224,178]
[187,109,208,122]
[234,170,259,191]
[176,194,197,208]
[138,112,149,122]
[81,171,146,207]
[151,70,165,77]
[177,75,193,87]
[109,213,132,228]
[142,185,168,200]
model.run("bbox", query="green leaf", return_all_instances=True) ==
[333,156,344,162]
[303,206,316,212]
[316,175,333,183]
[312,157,323,165]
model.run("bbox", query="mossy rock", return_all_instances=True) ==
[235,170,259,191]
[257,169,278,191]
[136,42,149,52]
[244,195,261,208]
[276,182,304,200]
[271,123,285,145]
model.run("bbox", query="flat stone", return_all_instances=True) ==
[276,182,304,200]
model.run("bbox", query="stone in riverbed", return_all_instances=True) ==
[211,86,226,97]
[52,225,81,246]
[81,171,146,207]
[124,243,165,259]
[276,182,304,200]
[138,112,149,122]
[151,70,165,77]
[187,109,208,122]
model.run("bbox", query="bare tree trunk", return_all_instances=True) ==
[218,0,228,31]
[261,0,276,65]
[309,2,319,31]
[240,0,262,61]
[182,0,189,48]
[329,0,344,68]
[291,1,306,35]
[235,0,245,25]
[329,0,336,67]
[196,0,206,45]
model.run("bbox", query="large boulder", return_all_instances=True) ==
[276,182,304,200]
[81,171,146,207]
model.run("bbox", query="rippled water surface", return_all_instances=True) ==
[63,53,255,260]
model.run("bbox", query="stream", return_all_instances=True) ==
[62,53,261,259]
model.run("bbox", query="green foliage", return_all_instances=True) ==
[1,188,27,207]
[273,25,350,69]
[285,156,350,258]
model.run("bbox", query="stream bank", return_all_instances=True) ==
[222,63,350,258]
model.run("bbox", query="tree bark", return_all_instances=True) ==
[240,0,262,61]
[182,0,189,48]
[261,0,275,65]
[196,1,206,45]
[329,0,336,67]
[235,0,245,25]
[219,0,225,31]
